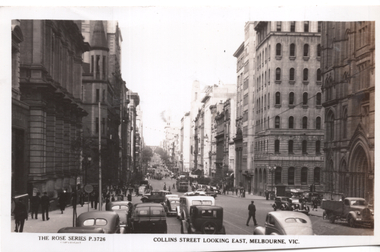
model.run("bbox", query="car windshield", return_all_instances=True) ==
[352,200,366,206]
[192,200,212,205]
[284,218,307,224]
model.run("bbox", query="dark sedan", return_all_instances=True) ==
[130,203,167,233]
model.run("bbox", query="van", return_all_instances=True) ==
[178,196,215,221]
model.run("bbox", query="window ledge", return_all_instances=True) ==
[275,80,281,84]
[303,81,309,85]
[303,56,310,61]
[316,81,322,85]
[289,80,295,85]
[288,105,295,109]
[302,105,309,109]
[275,104,281,108]
[275,55,282,60]
[289,56,296,60]
[316,105,322,109]
[317,56,321,61]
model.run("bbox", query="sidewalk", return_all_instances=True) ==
[11,202,104,233]
[221,192,324,217]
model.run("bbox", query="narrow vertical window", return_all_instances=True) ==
[317,69,321,81]
[103,56,106,80]
[303,68,309,81]
[96,117,99,133]
[301,167,308,184]
[288,140,294,154]
[316,93,322,105]
[96,89,100,102]
[289,92,294,105]
[303,44,309,57]
[102,89,105,102]
[276,68,281,81]
[302,141,307,154]
[290,21,296,32]
[318,21,322,33]
[304,21,309,32]
[303,116,308,129]
[303,92,308,105]
[290,44,295,57]
[277,21,282,31]
[276,43,282,56]
[288,116,294,129]
[275,140,280,154]
[317,44,321,57]
[91,55,94,73]
[289,68,295,80]
[316,141,321,155]
[316,117,321,129]
[275,92,281,105]
[275,116,280,128]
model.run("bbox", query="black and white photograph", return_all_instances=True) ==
[1,3,380,252]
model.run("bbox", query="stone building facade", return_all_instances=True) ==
[253,21,324,196]
[13,20,89,199]
[321,22,375,203]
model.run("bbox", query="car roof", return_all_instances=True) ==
[191,205,222,210]
[78,211,118,219]
[135,202,165,207]
[107,201,130,206]
[180,195,215,200]
[269,211,310,220]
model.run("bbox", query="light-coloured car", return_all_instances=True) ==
[178,195,215,221]
[253,211,314,235]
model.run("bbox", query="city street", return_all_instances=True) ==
[11,176,373,236]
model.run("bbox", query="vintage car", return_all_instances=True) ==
[253,211,314,235]
[181,205,226,234]
[164,196,180,216]
[178,195,215,221]
[106,201,132,233]
[130,203,167,233]
[321,197,374,228]
[272,197,291,211]
[58,211,121,233]
[196,188,217,198]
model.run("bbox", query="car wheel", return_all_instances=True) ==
[202,221,217,234]
[348,216,356,228]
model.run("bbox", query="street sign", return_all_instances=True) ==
[84,184,93,194]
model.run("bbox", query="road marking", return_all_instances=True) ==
[223,219,252,234]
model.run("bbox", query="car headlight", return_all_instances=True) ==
[357,211,361,215]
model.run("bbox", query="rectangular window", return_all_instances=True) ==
[91,55,94,73]
[290,21,296,32]
[318,21,322,33]
[102,118,105,134]
[96,117,99,133]
[304,21,309,32]
[102,89,105,102]
[277,21,282,31]
[103,56,106,80]
[96,89,100,102]
[96,55,100,79]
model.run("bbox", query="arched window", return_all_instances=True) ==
[316,117,321,129]
[342,108,348,139]
[290,43,296,56]
[314,167,321,185]
[289,68,295,80]
[316,92,322,105]
[302,140,307,154]
[288,140,294,154]
[303,68,309,81]
[289,92,294,105]
[316,140,321,155]
[317,69,321,81]
[276,68,281,80]
[275,92,281,105]
[303,92,308,105]
[275,140,280,154]
[301,167,308,185]
[288,116,294,129]
[276,43,282,56]
[326,110,335,140]
[303,44,309,56]
[288,167,295,185]
[317,44,321,57]
[302,116,308,129]
[275,116,280,128]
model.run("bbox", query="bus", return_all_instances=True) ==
[177,181,189,192]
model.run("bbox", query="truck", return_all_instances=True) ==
[321,197,374,228]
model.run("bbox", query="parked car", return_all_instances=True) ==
[272,197,291,211]
[211,186,221,194]
[58,211,121,233]
[106,201,132,233]
[181,205,226,234]
[196,188,217,198]
[321,197,374,228]
[253,211,314,235]
[130,203,167,233]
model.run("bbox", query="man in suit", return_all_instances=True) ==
[246,201,258,226]
[40,192,50,221]
[30,192,41,219]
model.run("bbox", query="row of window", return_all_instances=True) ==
[275,68,321,82]
[274,140,322,155]
[276,43,321,58]
[255,116,322,131]
[276,21,322,33]
[257,166,321,185]
[256,92,322,112]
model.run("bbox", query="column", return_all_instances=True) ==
[45,101,56,174]
[29,104,46,176]
[62,103,71,175]
[55,102,64,176]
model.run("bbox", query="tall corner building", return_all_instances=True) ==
[251,21,324,196]
[321,22,374,203]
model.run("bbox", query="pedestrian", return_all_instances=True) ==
[173,183,175,190]
[78,190,84,207]
[90,191,95,208]
[30,192,41,219]
[163,183,167,191]
[127,193,132,201]
[265,190,269,200]
[40,192,50,221]
[246,201,257,226]
[13,198,28,232]
[58,190,67,214]
[94,191,99,209]
[312,198,318,211]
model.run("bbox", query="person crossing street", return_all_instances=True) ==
[246,201,257,226]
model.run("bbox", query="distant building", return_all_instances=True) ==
[180,112,191,173]
[321,22,375,203]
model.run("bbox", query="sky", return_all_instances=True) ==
[118,7,250,145]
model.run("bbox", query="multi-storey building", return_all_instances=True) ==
[12,20,90,201]
[321,22,375,203]
[180,112,191,173]
[189,80,202,171]
[253,21,324,197]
